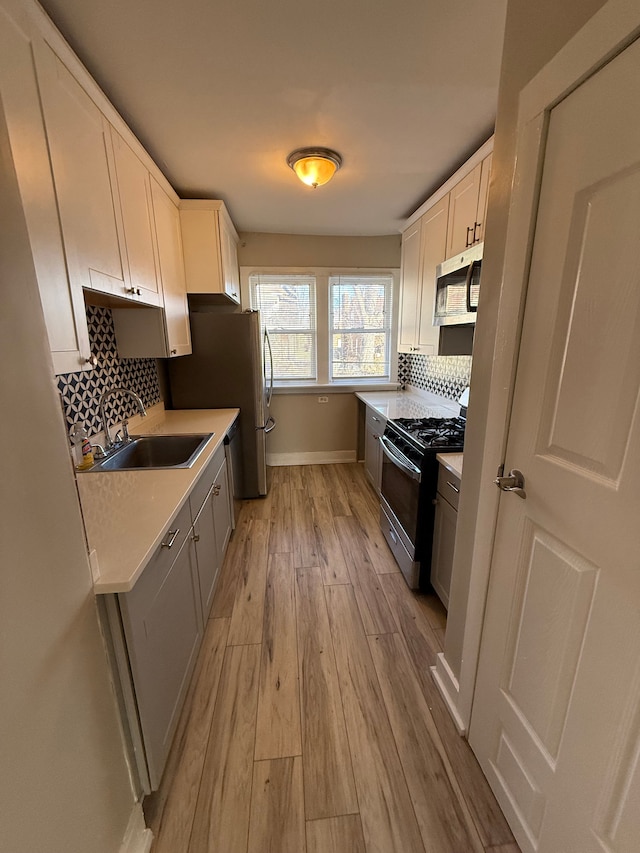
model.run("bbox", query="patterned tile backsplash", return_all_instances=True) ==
[397,352,471,402]
[57,305,161,439]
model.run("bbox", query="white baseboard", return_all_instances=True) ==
[431,653,467,736]
[119,803,153,853]
[267,450,357,466]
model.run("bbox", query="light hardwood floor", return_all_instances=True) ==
[145,463,519,853]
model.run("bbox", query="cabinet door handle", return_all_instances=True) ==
[372,416,380,422]
[466,225,474,247]
[161,528,180,549]
[446,480,460,494]
[213,484,221,496]
[192,533,200,542]
[473,221,481,244]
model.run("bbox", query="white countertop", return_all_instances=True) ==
[436,452,464,480]
[355,388,460,420]
[77,406,239,594]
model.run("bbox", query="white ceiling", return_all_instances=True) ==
[38,0,507,236]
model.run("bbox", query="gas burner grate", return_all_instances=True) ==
[392,416,466,450]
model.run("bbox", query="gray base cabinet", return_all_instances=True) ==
[106,436,235,793]
[364,406,387,493]
[117,500,203,789]
[189,442,232,620]
[430,464,461,609]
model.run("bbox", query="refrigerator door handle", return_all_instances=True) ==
[264,329,274,407]
[258,415,276,434]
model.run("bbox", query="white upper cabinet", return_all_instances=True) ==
[398,194,449,355]
[110,128,162,306]
[0,7,91,374]
[112,180,191,358]
[417,194,449,354]
[149,179,192,356]
[397,219,422,352]
[33,40,129,299]
[180,200,241,303]
[399,138,493,356]
[445,153,492,257]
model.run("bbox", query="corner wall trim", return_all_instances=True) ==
[266,450,357,466]
[431,654,467,736]
[119,804,153,853]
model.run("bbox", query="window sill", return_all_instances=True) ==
[272,380,402,395]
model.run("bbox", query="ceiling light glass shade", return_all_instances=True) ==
[287,147,342,188]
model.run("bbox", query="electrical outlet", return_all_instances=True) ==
[318,396,329,403]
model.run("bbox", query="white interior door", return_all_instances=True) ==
[470,33,640,853]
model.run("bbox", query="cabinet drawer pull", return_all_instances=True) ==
[161,528,180,549]
[446,480,460,494]
[192,533,200,543]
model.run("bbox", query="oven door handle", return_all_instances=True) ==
[379,435,422,482]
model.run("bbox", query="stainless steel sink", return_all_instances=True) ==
[86,433,214,471]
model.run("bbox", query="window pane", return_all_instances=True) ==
[250,274,317,380]
[268,332,315,379]
[330,275,392,380]
[332,332,388,377]
[332,279,389,329]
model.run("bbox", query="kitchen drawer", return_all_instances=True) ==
[366,407,387,431]
[437,463,461,511]
[189,441,226,518]
[123,501,192,603]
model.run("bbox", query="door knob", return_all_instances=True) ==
[495,467,526,499]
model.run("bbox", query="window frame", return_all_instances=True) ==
[329,273,394,381]
[241,266,400,389]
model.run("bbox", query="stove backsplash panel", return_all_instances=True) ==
[57,305,162,438]
[398,353,471,402]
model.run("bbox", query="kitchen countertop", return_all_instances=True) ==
[355,388,460,420]
[436,452,464,480]
[77,406,239,594]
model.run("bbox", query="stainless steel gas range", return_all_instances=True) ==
[379,415,465,590]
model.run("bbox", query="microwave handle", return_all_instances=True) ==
[466,260,480,313]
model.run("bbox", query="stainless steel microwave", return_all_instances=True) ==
[434,243,482,326]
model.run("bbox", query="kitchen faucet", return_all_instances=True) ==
[99,386,147,450]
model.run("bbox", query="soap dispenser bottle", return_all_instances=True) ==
[69,423,94,470]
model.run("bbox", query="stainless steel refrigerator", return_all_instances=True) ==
[167,310,275,497]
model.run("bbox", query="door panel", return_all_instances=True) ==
[470,34,640,853]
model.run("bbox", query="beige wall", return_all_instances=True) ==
[267,393,359,460]
[445,0,609,679]
[238,231,401,269]
[0,101,134,852]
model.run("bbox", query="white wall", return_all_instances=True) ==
[0,97,135,853]
[442,0,609,709]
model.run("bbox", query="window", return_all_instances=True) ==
[249,274,317,380]
[330,275,393,379]
[246,268,397,386]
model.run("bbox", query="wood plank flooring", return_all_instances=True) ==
[145,463,519,853]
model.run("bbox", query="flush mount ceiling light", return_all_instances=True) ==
[287,147,342,189]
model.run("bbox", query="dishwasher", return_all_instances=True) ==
[224,418,243,528]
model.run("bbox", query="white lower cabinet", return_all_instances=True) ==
[117,500,203,790]
[430,463,461,609]
[364,405,387,493]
